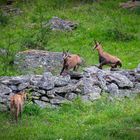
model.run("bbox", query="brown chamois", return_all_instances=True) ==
[60,50,84,75]
[93,41,122,70]
[10,91,27,123]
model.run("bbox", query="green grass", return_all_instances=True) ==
[0,0,140,75]
[0,97,140,140]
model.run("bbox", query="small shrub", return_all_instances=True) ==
[105,28,135,41]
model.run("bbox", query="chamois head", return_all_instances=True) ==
[62,49,70,59]
[93,40,102,51]
[18,91,27,101]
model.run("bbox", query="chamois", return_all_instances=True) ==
[10,91,27,123]
[60,50,83,75]
[93,41,122,70]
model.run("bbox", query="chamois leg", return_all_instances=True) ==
[15,107,19,123]
[60,66,65,75]
[73,65,79,71]
[98,61,106,69]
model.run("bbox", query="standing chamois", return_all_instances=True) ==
[93,41,122,70]
[10,91,27,123]
[60,50,84,75]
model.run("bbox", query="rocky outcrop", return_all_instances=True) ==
[0,64,140,111]
[43,17,78,31]
[14,50,63,75]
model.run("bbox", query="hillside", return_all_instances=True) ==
[0,0,140,76]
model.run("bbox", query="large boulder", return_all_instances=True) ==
[14,50,63,74]
[43,17,78,31]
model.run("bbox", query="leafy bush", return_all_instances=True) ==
[105,28,135,41]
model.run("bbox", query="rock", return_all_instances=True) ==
[8,85,17,91]
[1,75,30,85]
[68,71,83,80]
[38,72,55,90]
[14,50,63,74]
[107,83,119,96]
[30,75,42,86]
[34,100,48,108]
[84,66,101,75]
[18,82,29,91]
[33,89,46,95]
[97,71,108,91]
[81,95,90,102]
[105,73,133,88]
[135,83,140,90]
[54,75,70,87]
[50,96,68,105]
[65,93,77,100]
[0,84,12,96]
[135,74,140,82]
[32,92,41,97]
[44,17,78,31]
[41,96,49,102]
[46,91,55,98]
[88,86,101,101]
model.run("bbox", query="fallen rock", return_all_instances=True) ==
[41,96,49,102]
[107,83,119,96]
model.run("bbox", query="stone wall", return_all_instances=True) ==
[0,64,140,111]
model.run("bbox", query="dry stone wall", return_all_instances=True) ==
[0,64,140,111]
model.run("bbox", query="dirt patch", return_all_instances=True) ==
[119,1,140,9]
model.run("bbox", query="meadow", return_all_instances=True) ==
[0,0,140,75]
[0,0,140,139]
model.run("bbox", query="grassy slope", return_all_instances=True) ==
[0,0,140,75]
[0,97,140,140]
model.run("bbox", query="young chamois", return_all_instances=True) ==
[10,91,27,123]
[93,41,122,70]
[60,50,83,75]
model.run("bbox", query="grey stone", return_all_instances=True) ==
[107,83,119,96]
[106,73,133,88]
[65,93,77,100]
[8,85,17,91]
[135,74,140,82]
[33,89,46,95]
[38,72,55,90]
[18,82,29,91]
[50,96,68,105]
[0,48,7,56]
[34,100,48,108]
[135,83,140,90]
[30,75,42,86]
[0,84,12,96]
[1,75,30,85]
[84,66,101,75]
[41,96,49,102]
[46,91,55,98]
[54,75,70,87]
[81,95,90,102]
[45,17,78,31]
[32,92,41,97]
